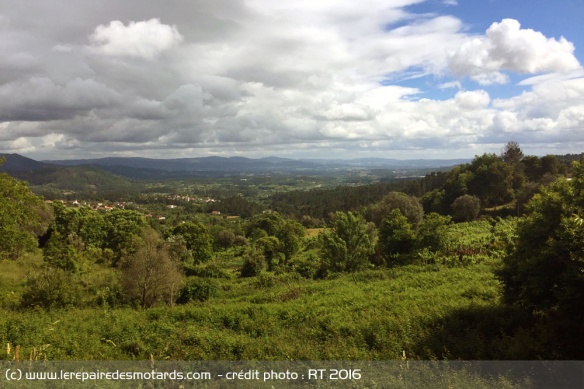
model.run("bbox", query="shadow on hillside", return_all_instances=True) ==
[411,304,584,360]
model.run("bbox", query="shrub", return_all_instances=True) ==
[379,209,416,263]
[240,247,267,277]
[451,195,481,222]
[290,254,320,279]
[319,211,375,272]
[177,278,219,304]
[21,268,82,310]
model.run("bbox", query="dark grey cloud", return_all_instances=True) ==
[0,77,120,121]
[0,0,583,159]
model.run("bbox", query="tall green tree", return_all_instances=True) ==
[467,153,514,207]
[77,207,107,249]
[500,141,524,164]
[276,220,305,262]
[378,209,417,262]
[442,166,474,208]
[318,212,375,272]
[253,236,282,270]
[421,189,447,215]
[104,209,148,261]
[240,246,267,277]
[501,141,526,193]
[173,222,213,263]
[499,161,584,318]
[451,195,481,222]
[43,230,86,273]
[416,213,452,252]
[364,191,424,227]
[0,161,53,260]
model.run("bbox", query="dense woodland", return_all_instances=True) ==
[1,142,583,364]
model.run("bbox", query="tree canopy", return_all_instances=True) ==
[0,160,53,260]
[499,160,584,319]
[319,211,375,272]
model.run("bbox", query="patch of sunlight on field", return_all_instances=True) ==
[306,228,325,237]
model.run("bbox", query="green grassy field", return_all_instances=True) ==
[1,257,505,361]
[0,218,561,363]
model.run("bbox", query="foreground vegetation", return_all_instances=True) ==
[0,251,519,360]
[1,144,583,365]
[0,218,577,361]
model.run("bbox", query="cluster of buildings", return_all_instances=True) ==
[45,195,222,221]
[45,199,127,211]
[164,193,217,203]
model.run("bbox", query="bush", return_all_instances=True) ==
[451,195,481,222]
[177,278,219,304]
[319,211,375,273]
[187,261,233,279]
[240,247,267,277]
[290,254,320,279]
[21,268,82,310]
[379,209,416,262]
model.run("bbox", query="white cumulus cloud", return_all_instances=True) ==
[449,19,580,84]
[454,90,490,110]
[89,18,183,59]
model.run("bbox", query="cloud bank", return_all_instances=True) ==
[449,19,580,85]
[0,0,582,159]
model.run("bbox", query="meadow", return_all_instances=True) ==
[1,220,531,362]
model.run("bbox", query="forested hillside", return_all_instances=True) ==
[269,142,571,220]
[1,145,583,364]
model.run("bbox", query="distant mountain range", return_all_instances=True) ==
[43,155,468,171]
[43,155,323,173]
[1,153,470,182]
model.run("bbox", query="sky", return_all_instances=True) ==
[1,0,583,160]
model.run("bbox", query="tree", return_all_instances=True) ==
[442,166,474,208]
[44,203,115,265]
[500,142,527,193]
[276,220,305,262]
[540,155,561,177]
[240,246,267,277]
[43,231,86,273]
[451,195,481,222]
[77,207,107,249]
[522,155,542,182]
[515,182,540,215]
[500,141,524,164]
[253,236,283,270]
[378,209,417,262]
[215,229,236,249]
[319,212,375,272]
[166,234,193,268]
[421,189,447,215]
[522,154,561,183]
[246,212,286,237]
[173,222,213,263]
[467,153,514,207]
[121,228,183,308]
[499,162,584,317]
[104,209,147,261]
[416,213,452,252]
[0,163,53,260]
[364,192,424,227]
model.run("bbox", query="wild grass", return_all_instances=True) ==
[0,218,550,363]
[1,259,503,361]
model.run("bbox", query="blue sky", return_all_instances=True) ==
[1,0,583,160]
[401,0,584,99]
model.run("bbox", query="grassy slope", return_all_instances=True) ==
[1,256,503,361]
